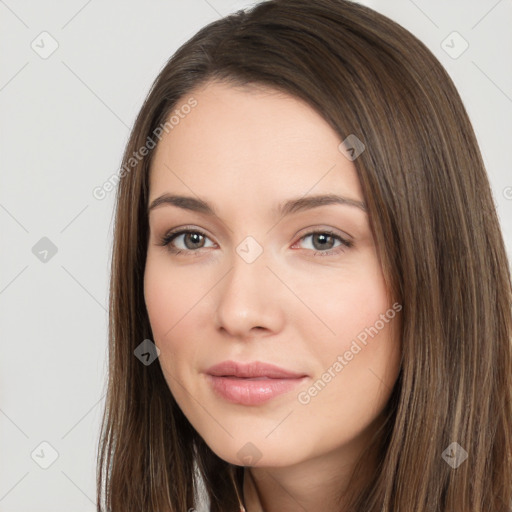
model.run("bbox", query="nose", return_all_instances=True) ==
[214,246,285,340]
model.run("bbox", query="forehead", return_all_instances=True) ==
[148,80,364,212]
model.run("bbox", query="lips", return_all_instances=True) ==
[204,360,308,405]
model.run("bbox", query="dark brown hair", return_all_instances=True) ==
[97,0,512,510]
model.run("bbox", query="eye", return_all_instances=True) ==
[157,227,353,257]
[158,227,214,256]
[292,229,353,257]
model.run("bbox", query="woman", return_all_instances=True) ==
[96,0,512,510]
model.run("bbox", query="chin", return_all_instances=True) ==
[204,437,303,468]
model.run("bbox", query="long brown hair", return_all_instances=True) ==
[96,0,512,510]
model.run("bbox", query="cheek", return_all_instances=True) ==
[301,260,399,403]
[324,283,388,337]
[315,309,400,421]
[144,255,199,340]
[297,256,391,353]
[143,256,210,382]
[144,269,173,341]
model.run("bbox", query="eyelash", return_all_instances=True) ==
[157,226,353,258]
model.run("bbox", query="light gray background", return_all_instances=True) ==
[0,1,511,510]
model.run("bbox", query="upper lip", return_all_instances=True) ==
[206,360,307,379]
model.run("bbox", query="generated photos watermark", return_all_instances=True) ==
[297,302,402,405]
[92,96,198,200]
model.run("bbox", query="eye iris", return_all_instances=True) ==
[184,232,204,249]
[313,233,335,251]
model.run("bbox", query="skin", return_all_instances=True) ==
[144,80,401,511]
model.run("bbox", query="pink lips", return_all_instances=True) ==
[205,360,308,405]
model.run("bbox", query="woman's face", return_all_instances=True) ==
[144,80,401,470]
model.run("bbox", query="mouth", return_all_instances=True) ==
[204,360,308,405]
[205,374,308,405]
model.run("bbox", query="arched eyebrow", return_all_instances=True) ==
[147,193,367,217]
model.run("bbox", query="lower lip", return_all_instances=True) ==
[205,374,307,405]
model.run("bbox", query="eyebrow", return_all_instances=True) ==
[147,193,367,217]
